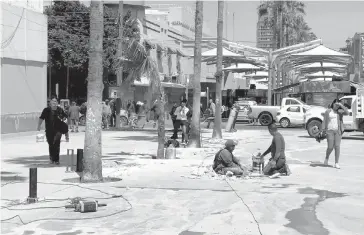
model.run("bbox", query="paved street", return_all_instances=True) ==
[1,125,364,235]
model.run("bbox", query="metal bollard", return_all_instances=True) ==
[27,168,38,203]
[76,149,83,173]
[66,149,75,173]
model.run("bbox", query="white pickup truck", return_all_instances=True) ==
[247,97,310,126]
[304,88,364,137]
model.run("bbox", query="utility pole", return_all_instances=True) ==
[66,66,69,99]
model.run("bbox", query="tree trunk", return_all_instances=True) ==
[115,0,124,128]
[82,0,104,182]
[212,0,224,139]
[188,0,203,148]
[285,23,289,47]
[156,90,165,159]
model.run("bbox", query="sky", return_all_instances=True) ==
[147,1,364,50]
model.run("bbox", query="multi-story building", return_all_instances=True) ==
[347,33,364,84]
[256,16,275,50]
[1,1,48,133]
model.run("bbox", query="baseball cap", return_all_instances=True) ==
[225,139,238,147]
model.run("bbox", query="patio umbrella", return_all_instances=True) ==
[245,71,269,79]
[306,71,343,78]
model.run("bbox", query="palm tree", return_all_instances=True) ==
[258,1,307,48]
[120,20,166,159]
[115,0,124,128]
[212,0,224,139]
[188,0,203,148]
[82,0,104,182]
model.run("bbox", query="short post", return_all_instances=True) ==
[66,149,75,173]
[76,149,83,173]
[27,168,38,203]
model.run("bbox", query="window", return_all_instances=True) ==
[340,98,352,109]
[287,106,300,112]
[285,99,300,105]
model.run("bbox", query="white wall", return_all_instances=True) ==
[1,0,44,13]
[1,3,48,62]
[1,2,47,115]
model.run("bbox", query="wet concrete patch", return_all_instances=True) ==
[179,231,205,235]
[56,230,82,235]
[285,187,347,235]
[262,183,296,189]
[22,231,35,235]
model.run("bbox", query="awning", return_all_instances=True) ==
[190,47,244,57]
[306,71,343,78]
[222,63,264,72]
[245,71,269,78]
[291,45,351,58]
[273,82,301,92]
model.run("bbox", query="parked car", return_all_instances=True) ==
[276,105,309,128]
[236,100,257,122]
[247,97,309,126]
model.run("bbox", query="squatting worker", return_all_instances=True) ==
[322,99,349,169]
[37,98,67,165]
[213,139,244,176]
[261,123,288,178]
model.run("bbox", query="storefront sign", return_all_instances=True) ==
[300,81,350,93]
[246,89,267,97]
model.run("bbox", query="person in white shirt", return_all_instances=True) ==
[174,99,189,144]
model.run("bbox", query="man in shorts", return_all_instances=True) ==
[174,99,189,144]
[68,101,80,132]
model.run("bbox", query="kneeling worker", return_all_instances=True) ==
[261,123,290,178]
[213,140,244,176]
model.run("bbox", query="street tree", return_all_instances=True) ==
[188,0,204,148]
[120,21,166,159]
[212,0,224,139]
[258,1,314,49]
[115,0,124,128]
[82,0,104,182]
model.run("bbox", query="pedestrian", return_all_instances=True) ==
[206,99,216,129]
[37,98,67,165]
[150,99,160,128]
[68,101,80,132]
[170,102,178,139]
[322,99,349,169]
[144,100,150,123]
[102,100,111,129]
[260,123,290,178]
[109,99,116,127]
[59,102,70,142]
[136,100,147,128]
[231,101,241,132]
[174,99,189,144]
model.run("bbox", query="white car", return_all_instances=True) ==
[276,105,309,128]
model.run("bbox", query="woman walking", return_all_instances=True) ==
[322,99,349,169]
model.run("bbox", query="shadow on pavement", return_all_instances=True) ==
[113,136,157,142]
[0,171,27,182]
[106,151,154,159]
[309,161,333,168]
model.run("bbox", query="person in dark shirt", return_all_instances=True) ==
[37,98,67,165]
[261,123,289,178]
[213,139,244,176]
[170,102,178,139]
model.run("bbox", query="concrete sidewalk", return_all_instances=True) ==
[1,128,364,235]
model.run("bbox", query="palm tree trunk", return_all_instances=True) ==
[212,0,224,139]
[188,0,203,148]
[82,0,104,182]
[115,0,124,128]
[156,90,165,159]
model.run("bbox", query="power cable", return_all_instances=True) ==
[2,8,47,28]
[0,181,133,225]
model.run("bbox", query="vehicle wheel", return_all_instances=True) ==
[79,116,86,126]
[280,118,290,128]
[259,113,273,126]
[120,116,128,127]
[307,120,322,137]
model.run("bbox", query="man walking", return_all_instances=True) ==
[102,100,111,129]
[206,99,216,129]
[37,98,67,165]
[260,123,290,178]
[68,101,80,132]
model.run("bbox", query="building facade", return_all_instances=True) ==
[256,16,275,50]
[1,2,48,134]
[347,33,364,84]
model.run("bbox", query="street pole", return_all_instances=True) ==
[267,49,272,105]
